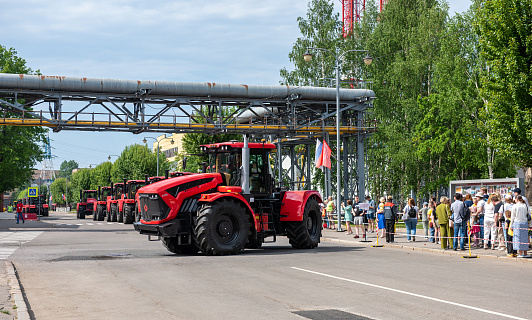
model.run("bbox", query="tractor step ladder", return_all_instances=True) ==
[258,201,276,243]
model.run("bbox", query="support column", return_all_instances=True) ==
[277,139,282,188]
[357,111,365,198]
[290,146,296,190]
[343,136,349,202]
[242,134,250,194]
[325,132,331,199]
[306,144,311,190]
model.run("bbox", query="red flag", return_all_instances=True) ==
[321,140,332,169]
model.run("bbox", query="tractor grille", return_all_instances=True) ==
[139,194,170,222]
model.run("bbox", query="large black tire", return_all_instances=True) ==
[93,207,97,220]
[42,208,49,217]
[106,205,113,222]
[113,205,119,222]
[195,199,251,255]
[124,204,134,224]
[79,207,86,220]
[97,205,106,221]
[116,206,122,223]
[285,197,322,249]
[161,237,198,254]
[134,203,141,222]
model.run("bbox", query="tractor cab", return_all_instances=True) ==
[100,186,112,201]
[127,180,146,200]
[113,183,125,200]
[81,190,98,203]
[200,141,276,196]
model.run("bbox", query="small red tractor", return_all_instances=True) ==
[22,197,35,214]
[134,141,323,255]
[93,186,111,221]
[76,190,97,219]
[107,183,124,222]
[36,195,49,216]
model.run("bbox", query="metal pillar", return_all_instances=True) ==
[343,136,349,202]
[324,132,331,199]
[357,111,365,198]
[242,134,250,194]
[305,145,312,190]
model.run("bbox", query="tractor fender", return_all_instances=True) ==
[279,191,323,222]
[198,193,258,230]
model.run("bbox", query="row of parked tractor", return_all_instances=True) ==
[19,195,52,216]
[76,170,187,224]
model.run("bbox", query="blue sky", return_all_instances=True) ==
[1,0,471,170]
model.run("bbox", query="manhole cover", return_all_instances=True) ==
[293,309,373,320]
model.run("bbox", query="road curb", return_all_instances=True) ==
[5,261,31,320]
[321,237,532,263]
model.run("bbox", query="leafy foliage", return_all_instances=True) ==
[0,45,46,209]
[90,162,112,189]
[50,178,71,205]
[111,144,165,182]
[58,160,79,179]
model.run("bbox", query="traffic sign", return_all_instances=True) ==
[28,187,38,197]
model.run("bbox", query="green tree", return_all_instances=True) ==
[50,178,71,206]
[111,144,164,182]
[475,0,532,198]
[0,45,46,211]
[58,160,79,179]
[90,162,112,189]
[70,168,92,202]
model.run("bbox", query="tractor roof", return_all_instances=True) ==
[201,141,276,150]
[127,180,145,184]
[83,190,97,192]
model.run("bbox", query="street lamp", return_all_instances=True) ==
[108,154,119,161]
[143,136,175,176]
[303,47,372,232]
[89,164,97,169]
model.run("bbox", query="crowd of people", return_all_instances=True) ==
[321,187,532,258]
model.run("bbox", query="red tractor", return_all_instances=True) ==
[77,190,97,219]
[93,186,111,221]
[134,141,323,255]
[121,179,147,224]
[107,183,124,222]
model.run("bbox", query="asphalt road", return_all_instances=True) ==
[5,213,532,320]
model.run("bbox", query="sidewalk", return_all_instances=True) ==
[320,227,532,263]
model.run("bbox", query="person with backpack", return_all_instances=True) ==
[451,193,468,251]
[402,198,419,242]
[383,195,398,243]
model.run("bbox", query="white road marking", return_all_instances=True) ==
[292,267,527,320]
[86,223,94,225]
[76,224,83,226]
[0,231,43,260]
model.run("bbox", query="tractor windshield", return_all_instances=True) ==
[84,191,97,200]
[101,188,111,199]
[128,183,145,199]
[210,152,242,186]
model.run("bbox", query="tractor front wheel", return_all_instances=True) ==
[285,197,322,249]
[79,206,86,220]
[195,199,251,255]
[134,203,141,222]
[124,204,134,224]
[162,237,198,255]
[97,205,105,221]
[112,205,118,222]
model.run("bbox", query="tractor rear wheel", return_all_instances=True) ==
[124,204,134,224]
[195,199,251,255]
[93,207,97,220]
[97,205,105,221]
[79,207,86,219]
[285,197,321,249]
[106,205,112,222]
[112,205,119,222]
[161,237,198,255]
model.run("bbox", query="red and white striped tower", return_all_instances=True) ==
[340,0,365,37]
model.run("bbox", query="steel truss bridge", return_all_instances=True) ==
[0,73,376,200]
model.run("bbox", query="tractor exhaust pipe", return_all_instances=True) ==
[165,169,169,179]
[145,174,149,185]
[110,182,114,199]
[98,186,101,201]
[123,178,127,198]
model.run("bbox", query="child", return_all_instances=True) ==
[505,210,516,257]
[341,200,354,235]
[470,214,481,247]
[376,197,386,238]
